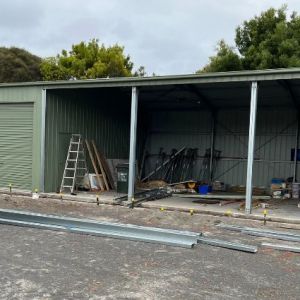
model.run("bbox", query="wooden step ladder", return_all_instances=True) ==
[60,134,88,194]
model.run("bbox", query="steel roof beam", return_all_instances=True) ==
[184,84,216,113]
[277,79,300,111]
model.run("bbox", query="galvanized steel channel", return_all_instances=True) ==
[0,209,259,252]
[0,209,200,248]
[218,223,300,242]
[261,242,300,253]
[198,236,257,253]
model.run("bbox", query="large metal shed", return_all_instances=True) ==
[1,68,300,213]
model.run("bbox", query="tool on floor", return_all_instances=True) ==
[141,147,186,182]
[60,134,89,194]
[114,188,172,207]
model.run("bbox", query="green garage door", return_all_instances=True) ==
[0,103,33,189]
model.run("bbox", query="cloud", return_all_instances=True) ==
[0,0,300,75]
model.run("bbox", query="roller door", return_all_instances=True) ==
[0,103,33,189]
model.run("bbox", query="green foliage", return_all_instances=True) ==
[133,66,146,77]
[0,47,42,82]
[199,6,300,72]
[40,39,136,80]
[198,40,243,73]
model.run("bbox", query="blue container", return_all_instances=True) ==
[199,185,212,195]
[271,178,284,184]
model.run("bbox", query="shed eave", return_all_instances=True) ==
[1,68,300,89]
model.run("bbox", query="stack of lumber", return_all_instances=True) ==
[85,140,115,191]
[228,185,267,195]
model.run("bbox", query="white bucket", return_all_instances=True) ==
[292,183,300,199]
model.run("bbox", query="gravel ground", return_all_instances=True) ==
[0,194,300,300]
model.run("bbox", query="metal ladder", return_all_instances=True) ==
[60,134,88,194]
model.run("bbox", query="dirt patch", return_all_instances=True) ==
[0,193,290,234]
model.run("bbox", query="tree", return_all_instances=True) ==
[40,39,138,80]
[198,6,300,72]
[133,66,146,77]
[0,47,42,82]
[199,40,243,73]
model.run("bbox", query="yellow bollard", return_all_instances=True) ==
[263,209,267,225]
[190,209,194,216]
[225,209,232,217]
[32,188,39,199]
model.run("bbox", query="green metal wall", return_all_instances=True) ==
[0,86,43,191]
[44,89,131,192]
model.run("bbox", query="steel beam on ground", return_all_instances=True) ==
[243,231,300,242]
[198,236,257,253]
[128,87,139,201]
[261,242,300,253]
[218,223,300,242]
[245,82,258,214]
[0,209,200,248]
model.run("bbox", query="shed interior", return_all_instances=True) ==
[44,79,300,202]
[44,87,131,192]
[138,80,300,190]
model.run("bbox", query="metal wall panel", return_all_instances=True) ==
[145,110,212,178]
[44,90,130,192]
[146,108,298,187]
[0,103,33,189]
[214,109,297,187]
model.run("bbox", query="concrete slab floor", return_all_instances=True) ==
[47,190,124,203]
[1,188,300,223]
[50,191,300,224]
[141,196,300,224]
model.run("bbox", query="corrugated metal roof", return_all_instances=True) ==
[2,68,300,89]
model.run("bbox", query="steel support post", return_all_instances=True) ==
[245,82,258,214]
[293,114,299,183]
[209,112,216,183]
[128,87,139,201]
[40,89,47,192]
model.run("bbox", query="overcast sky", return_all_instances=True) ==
[1,0,300,75]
